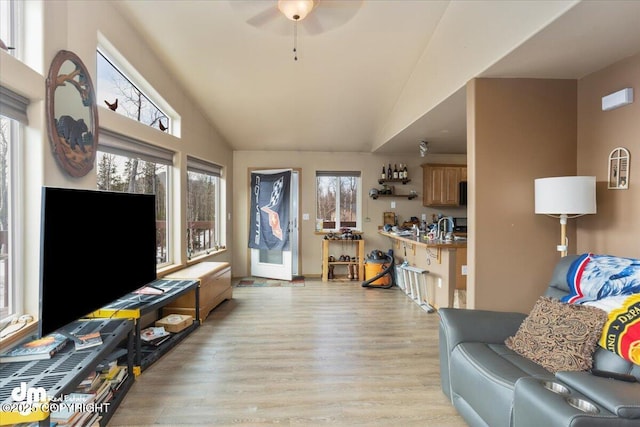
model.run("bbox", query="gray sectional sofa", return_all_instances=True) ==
[438,254,640,427]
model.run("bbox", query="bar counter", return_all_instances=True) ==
[379,231,467,309]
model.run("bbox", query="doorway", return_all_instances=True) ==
[249,168,300,280]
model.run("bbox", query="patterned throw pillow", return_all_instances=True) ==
[505,296,608,373]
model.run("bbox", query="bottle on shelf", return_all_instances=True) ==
[381,164,386,180]
[387,163,392,180]
[393,164,398,179]
[403,164,408,179]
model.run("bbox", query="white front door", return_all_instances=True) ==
[250,169,299,280]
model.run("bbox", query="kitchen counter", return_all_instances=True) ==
[378,231,467,249]
[379,230,467,309]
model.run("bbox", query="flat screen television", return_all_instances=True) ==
[39,187,157,338]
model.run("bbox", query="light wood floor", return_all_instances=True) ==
[108,280,466,426]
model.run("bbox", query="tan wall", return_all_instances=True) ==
[576,53,640,257]
[468,78,577,313]
[232,152,466,278]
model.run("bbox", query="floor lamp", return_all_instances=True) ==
[534,176,597,257]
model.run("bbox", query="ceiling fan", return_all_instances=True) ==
[229,0,363,36]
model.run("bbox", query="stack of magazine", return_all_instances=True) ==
[140,326,171,346]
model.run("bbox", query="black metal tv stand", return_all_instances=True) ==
[0,318,134,426]
[87,278,200,374]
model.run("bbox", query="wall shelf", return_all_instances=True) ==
[378,178,411,185]
[371,194,418,200]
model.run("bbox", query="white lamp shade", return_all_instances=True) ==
[278,0,315,21]
[535,176,597,215]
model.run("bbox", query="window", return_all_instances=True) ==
[0,0,21,58]
[316,171,361,230]
[0,86,28,323]
[97,129,173,266]
[96,49,171,133]
[186,157,222,259]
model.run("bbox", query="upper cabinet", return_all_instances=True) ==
[422,164,467,207]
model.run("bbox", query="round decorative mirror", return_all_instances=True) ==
[46,50,98,177]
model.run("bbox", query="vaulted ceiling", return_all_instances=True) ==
[115,1,640,154]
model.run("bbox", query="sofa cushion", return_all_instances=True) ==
[547,254,579,295]
[505,296,608,373]
[450,342,551,427]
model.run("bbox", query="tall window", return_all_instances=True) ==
[97,130,173,266]
[186,157,222,259]
[0,86,28,323]
[0,0,21,59]
[96,49,171,133]
[316,171,361,230]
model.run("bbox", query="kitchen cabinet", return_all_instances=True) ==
[422,164,466,207]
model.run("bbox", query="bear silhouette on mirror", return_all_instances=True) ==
[55,115,93,153]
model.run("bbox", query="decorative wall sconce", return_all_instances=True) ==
[608,147,630,189]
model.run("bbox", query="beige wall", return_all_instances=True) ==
[468,78,577,313]
[232,152,466,278]
[576,53,640,257]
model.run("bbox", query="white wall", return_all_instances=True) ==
[0,0,233,318]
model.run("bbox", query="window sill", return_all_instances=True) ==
[186,248,227,265]
[0,320,38,352]
[158,249,228,277]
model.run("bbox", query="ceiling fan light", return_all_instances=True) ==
[278,0,315,21]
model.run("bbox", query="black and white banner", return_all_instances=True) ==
[248,170,291,250]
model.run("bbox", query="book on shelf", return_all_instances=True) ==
[93,377,113,403]
[70,410,99,427]
[140,326,170,344]
[50,392,95,424]
[143,333,171,347]
[77,371,101,393]
[0,332,68,363]
[106,365,128,387]
[99,362,121,380]
[133,285,165,295]
[73,331,103,350]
